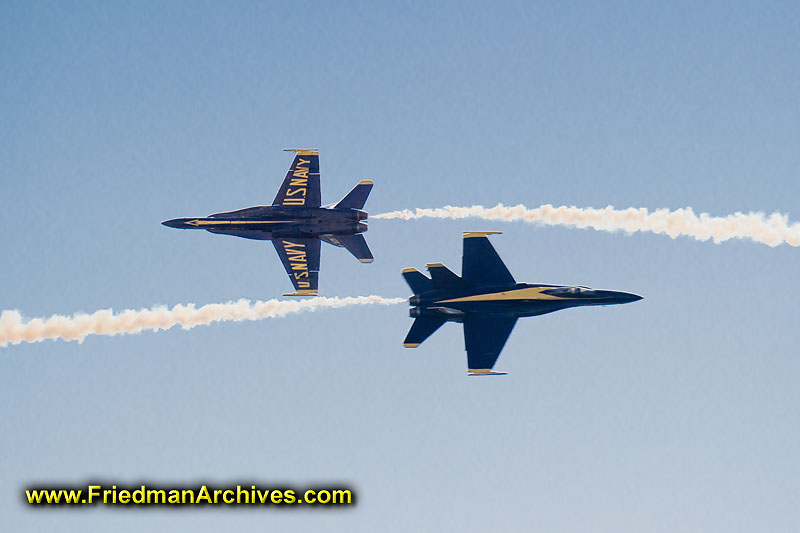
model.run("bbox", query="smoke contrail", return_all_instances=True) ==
[373,204,800,247]
[0,296,404,347]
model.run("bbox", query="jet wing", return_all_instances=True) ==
[463,315,517,375]
[461,232,515,286]
[272,149,321,208]
[272,237,321,295]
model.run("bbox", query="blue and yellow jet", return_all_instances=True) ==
[163,149,373,295]
[402,232,642,375]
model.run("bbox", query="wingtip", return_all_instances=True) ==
[283,148,319,155]
[283,290,318,297]
[463,231,503,239]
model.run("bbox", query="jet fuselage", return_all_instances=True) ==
[409,282,642,321]
[163,205,368,241]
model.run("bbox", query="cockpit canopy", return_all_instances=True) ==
[543,286,596,297]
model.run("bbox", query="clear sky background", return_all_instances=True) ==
[2,1,799,531]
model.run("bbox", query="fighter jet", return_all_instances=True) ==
[402,232,642,375]
[163,149,372,295]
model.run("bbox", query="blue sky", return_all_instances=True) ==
[1,1,799,531]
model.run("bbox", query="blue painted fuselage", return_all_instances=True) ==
[162,205,368,241]
[409,282,642,322]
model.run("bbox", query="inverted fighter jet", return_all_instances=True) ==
[163,149,372,295]
[402,232,642,375]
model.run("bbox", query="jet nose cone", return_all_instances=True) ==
[595,290,642,304]
[618,292,643,303]
[162,218,184,229]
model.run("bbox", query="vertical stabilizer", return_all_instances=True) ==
[335,181,373,210]
[402,268,433,294]
[426,263,468,289]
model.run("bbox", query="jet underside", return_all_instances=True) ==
[200,206,368,241]
[162,149,374,295]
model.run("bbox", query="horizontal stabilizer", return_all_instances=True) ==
[426,263,467,290]
[335,180,373,210]
[403,317,446,347]
[468,370,508,376]
[402,268,433,294]
[325,234,373,263]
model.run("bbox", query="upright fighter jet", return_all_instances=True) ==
[402,232,642,375]
[163,149,372,295]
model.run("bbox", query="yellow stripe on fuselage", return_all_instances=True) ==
[437,286,573,303]
[186,219,293,227]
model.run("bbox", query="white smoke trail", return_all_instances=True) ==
[0,296,405,347]
[373,204,800,247]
